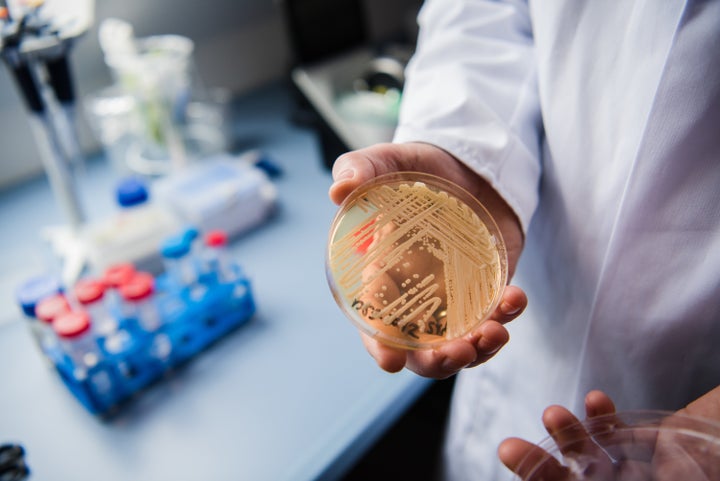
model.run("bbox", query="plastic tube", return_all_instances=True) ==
[102,263,136,315]
[53,310,102,377]
[203,229,235,283]
[119,272,171,363]
[161,234,196,290]
[74,278,117,337]
[35,294,71,352]
[119,272,160,332]
[15,275,62,353]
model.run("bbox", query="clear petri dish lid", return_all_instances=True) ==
[512,410,720,480]
[326,172,508,350]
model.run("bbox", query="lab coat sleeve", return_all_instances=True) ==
[393,0,542,233]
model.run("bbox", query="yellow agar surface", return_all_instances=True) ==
[329,178,504,349]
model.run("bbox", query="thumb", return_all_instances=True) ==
[328,142,457,205]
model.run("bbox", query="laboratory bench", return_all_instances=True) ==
[0,81,440,481]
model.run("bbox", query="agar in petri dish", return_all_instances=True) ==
[326,172,508,350]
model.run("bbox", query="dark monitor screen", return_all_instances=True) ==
[281,0,367,65]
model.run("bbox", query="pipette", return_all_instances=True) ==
[0,0,86,231]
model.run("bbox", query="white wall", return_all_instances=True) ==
[0,0,421,189]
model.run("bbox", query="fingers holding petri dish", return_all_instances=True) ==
[510,411,720,481]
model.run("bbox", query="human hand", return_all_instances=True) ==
[498,391,625,480]
[329,142,526,378]
[498,388,720,480]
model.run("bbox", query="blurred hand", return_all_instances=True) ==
[329,142,526,379]
[498,387,720,480]
[498,391,624,480]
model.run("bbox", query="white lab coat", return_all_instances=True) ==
[393,1,720,480]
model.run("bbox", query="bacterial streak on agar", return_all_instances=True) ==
[328,175,506,349]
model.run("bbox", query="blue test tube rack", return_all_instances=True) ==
[30,261,255,418]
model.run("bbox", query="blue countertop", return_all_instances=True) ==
[0,82,431,481]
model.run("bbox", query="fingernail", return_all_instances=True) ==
[335,168,355,182]
[441,356,469,372]
[477,334,507,355]
[500,302,521,316]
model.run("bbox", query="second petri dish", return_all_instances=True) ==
[512,410,720,480]
[326,172,508,350]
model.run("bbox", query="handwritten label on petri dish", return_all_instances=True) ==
[327,173,507,350]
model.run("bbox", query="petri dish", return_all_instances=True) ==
[511,410,720,480]
[326,172,507,350]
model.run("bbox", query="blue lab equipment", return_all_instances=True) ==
[17,228,256,417]
[115,176,149,207]
[15,275,62,318]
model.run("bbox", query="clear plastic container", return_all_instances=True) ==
[326,172,507,350]
[119,271,172,362]
[83,177,180,274]
[103,262,136,314]
[35,294,72,352]
[160,234,197,290]
[101,21,195,175]
[53,310,102,375]
[15,275,62,318]
[74,278,117,337]
[512,410,720,480]
[119,272,161,332]
[152,156,277,240]
[203,230,234,283]
[15,275,63,353]
[82,86,139,176]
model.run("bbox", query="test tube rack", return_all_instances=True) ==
[39,266,255,417]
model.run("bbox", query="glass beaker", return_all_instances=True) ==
[104,33,195,176]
